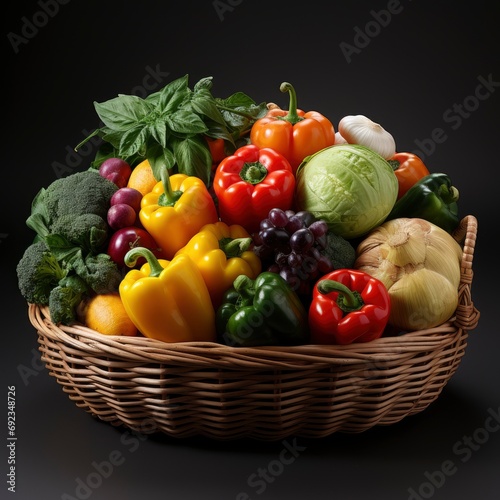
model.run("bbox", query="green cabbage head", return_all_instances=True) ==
[295,144,398,239]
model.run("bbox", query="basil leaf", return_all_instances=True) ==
[119,126,149,157]
[220,103,268,130]
[100,128,124,149]
[166,110,207,135]
[204,121,235,145]
[146,143,176,181]
[220,91,258,109]
[145,90,160,105]
[94,95,153,131]
[193,76,214,92]
[149,121,167,148]
[172,136,212,185]
[156,74,190,114]
[190,90,226,126]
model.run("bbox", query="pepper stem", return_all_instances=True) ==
[317,279,365,313]
[233,274,255,301]
[239,162,267,184]
[158,167,183,207]
[124,247,164,277]
[220,237,252,258]
[279,82,304,125]
[439,184,460,204]
[388,159,400,171]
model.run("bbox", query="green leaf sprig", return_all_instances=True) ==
[76,75,268,186]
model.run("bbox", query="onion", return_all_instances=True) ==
[354,218,462,331]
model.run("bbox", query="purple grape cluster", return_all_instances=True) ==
[252,208,335,295]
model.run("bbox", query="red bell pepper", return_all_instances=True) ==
[205,136,227,168]
[309,269,391,345]
[213,144,296,234]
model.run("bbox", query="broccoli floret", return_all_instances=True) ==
[49,213,109,255]
[72,253,122,295]
[17,241,67,305]
[49,275,89,325]
[320,231,356,270]
[26,170,117,238]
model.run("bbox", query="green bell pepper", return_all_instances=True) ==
[385,172,460,233]
[216,272,309,347]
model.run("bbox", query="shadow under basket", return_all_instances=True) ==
[28,215,480,441]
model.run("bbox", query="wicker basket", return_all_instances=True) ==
[28,215,479,441]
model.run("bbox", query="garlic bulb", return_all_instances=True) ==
[354,218,462,331]
[334,131,348,144]
[338,114,396,159]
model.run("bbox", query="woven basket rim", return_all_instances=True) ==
[29,215,479,439]
[28,215,479,368]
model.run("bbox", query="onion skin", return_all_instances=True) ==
[354,218,462,331]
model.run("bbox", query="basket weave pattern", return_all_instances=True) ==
[29,216,479,440]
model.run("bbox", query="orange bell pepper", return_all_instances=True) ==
[250,82,336,173]
[389,152,430,199]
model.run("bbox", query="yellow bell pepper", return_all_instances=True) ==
[139,169,219,259]
[119,247,216,343]
[175,221,262,309]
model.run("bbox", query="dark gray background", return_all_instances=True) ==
[2,1,498,499]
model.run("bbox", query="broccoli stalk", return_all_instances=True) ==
[49,275,89,325]
[16,241,67,305]
[72,253,123,295]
